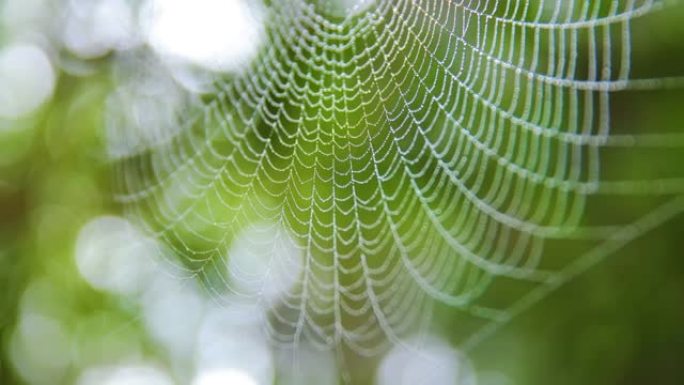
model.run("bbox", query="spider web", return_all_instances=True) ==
[111,0,684,358]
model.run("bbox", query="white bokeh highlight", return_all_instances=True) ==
[140,0,265,73]
[10,312,71,385]
[195,306,274,385]
[339,0,375,15]
[140,275,206,360]
[227,222,303,305]
[377,336,476,385]
[75,216,159,295]
[76,364,175,385]
[1,0,54,41]
[318,0,375,17]
[193,368,259,385]
[62,0,138,59]
[0,44,55,119]
[276,344,339,385]
[105,61,189,157]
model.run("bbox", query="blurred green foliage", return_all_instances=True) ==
[1,2,684,385]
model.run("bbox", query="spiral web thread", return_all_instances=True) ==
[112,0,684,358]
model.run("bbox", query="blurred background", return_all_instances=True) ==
[1,1,683,384]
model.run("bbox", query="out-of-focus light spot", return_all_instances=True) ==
[318,0,375,17]
[75,216,159,295]
[227,222,303,305]
[276,344,338,385]
[76,364,174,385]
[140,0,264,73]
[17,277,65,318]
[9,312,71,384]
[165,62,217,94]
[106,59,189,157]
[0,44,55,119]
[196,306,273,385]
[193,368,259,385]
[376,335,476,385]
[1,0,54,41]
[62,0,138,59]
[140,275,205,359]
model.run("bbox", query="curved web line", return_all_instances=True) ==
[113,0,684,357]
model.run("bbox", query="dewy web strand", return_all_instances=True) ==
[112,0,684,359]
